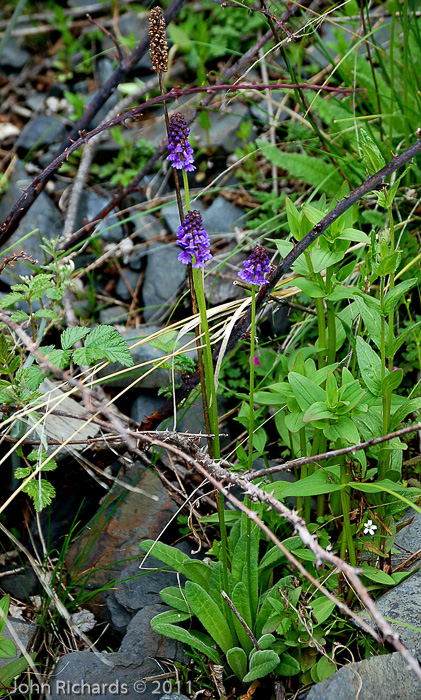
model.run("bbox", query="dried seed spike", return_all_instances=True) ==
[149,7,168,73]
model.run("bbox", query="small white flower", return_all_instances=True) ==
[363,519,378,536]
[326,544,333,552]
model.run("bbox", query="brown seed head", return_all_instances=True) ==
[149,7,168,73]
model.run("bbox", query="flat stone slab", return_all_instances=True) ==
[306,652,421,700]
[39,379,100,459]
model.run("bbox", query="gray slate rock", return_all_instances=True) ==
[46,650,180,700]
[119,604,186,665]
[0,618,36,670]
[190,102,249,152]
[131,393,163,424]
[17,115,66,153]
[73,191,124,243]
[306,652,421,700]
[142,243,186,322]
[99,305,129,325]
[107,557,179,634]
[0,160,61,285]
[0,38,30,70]
[116,269,141,301]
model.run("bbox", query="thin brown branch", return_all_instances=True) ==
[221,591,260,649]
[132,432,421,680]
[245,420,421,480]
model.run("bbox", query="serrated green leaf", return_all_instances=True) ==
[0,292,26,307]
[60,326,90,350]
[243,649,280,682]
[184,581,236,654]
[23,479,55,511]
[33,309,60,320]
[73,325,133,367]
[11,310,29,322]
[257,141,342,195]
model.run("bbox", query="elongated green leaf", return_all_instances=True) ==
[232,582,253,655]
[382,278,417,315]
[182,561,212,588]
[356,337,382,396]
[338,228,370,243]
[294,278,325,298]
[140,540,191,576]
[0,596,9,635]
[360,566,395,586]
[150,610,191,625]
[258,537,301,571]
[303,402,332,423]
[243,649,280,682]
[159,586,190,613]
[151,622,220,663]
[281,471,344,497]
[0,653,36,690]
[227,647,247,681]
[288,372,326,411]
[185,581,236,654]
[350,481,421,513]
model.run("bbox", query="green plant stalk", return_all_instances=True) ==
[389,0,396,146]
[339,464,356,567]
[182,170,191,213]
[246,287,257,621]
[305,253,326,368]
[247,287,256,472]
[299,427,311,522]
[402,0,410,153]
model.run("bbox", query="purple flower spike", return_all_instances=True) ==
[176,210,212,268]
[167,113,196,172]
[238,245,270,287]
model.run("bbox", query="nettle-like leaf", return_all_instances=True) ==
[60,326,90,350]
[72,325,133,367]
[23,479,56,511]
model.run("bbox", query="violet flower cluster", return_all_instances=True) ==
[167,113,196,172]
[176,210,212,268]
[238,245,270,287]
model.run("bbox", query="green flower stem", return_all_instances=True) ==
[340,463,356,567]
[299,427,311,521]
[182,170,190,213]
[248,287,256,472]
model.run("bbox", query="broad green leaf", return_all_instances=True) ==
[284,411,305,433]
[185,581,236,654]
[276,652,300,676]
[288,372,326,411]
[338,228,369,243]
[151,622,220,663]
[243,649,280,682]
[232,582,253,655]
[324,415,360,444]
[33,309,59,320]
[303,402,332,424]
[377,251,400,277]
[258,537,302,571]
[382,279,417,315]
[0,639,14,659]
[316,656,336,681]
[310,597,335,624]
[60,326,90,349]
[294,278,325,298]
[356,337,382,396]
[281,471,344,497]
[311,248,345,273]
[254,391,287,406]
[360,566,395,586]
[11,310,29,322]
[227,647,247,681]
[182,561,212,588]
[73,325,133,367]
[258,634,276,650]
